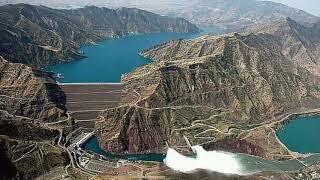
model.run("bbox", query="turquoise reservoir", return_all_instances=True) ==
[46,32,192,83]
[277,116,320,153]
[46,28,221,83]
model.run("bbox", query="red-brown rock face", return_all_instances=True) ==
[203,138,266,158]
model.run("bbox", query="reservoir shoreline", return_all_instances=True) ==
[45,27,224,83]
[273,109,320,159]
[274,110,320,131]
[44,30,202,68]
[46,32,198,83]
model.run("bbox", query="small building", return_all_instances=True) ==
[79,156,90,167]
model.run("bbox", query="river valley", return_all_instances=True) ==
[48,28,320,175]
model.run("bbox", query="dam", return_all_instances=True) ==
[60,83,122,129]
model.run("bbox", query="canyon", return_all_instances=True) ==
[0,1,320,179]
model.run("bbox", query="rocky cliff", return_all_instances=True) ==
[0,4,199,66]
[95,19,320,159]
[0,113,68,179]
[0,56,66,122]
[0,57,69,179]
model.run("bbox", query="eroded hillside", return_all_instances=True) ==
[0,57,70,179]
[95,19,320,160]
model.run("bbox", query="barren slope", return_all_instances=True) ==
[95,19,320,160]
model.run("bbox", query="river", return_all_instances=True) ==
[82,114,320,174]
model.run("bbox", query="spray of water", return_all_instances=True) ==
[164,145,246,175]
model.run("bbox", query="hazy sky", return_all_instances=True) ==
[269,0,320,16]
[0,0,319,17]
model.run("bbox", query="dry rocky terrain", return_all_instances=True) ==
[0,4,200,179]
[2,0,319,33]
[0,56,70,179]
[96,18,320,161]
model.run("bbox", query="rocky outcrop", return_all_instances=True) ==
[0,111,67,179]
[0,4,199,67]
[0,135,68,179]
[0,56,66,122]
[0,57,69,179]
[95,19,320,159]
[252,18,320,76]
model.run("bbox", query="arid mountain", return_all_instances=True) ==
[0,56,66,121]
[0,117,68,179]
[167,0,320,31]
[0,57,69,179]
[95,18,320,160]
[4,0,319,33]
[0,4,199,67]
[251,18,320,76]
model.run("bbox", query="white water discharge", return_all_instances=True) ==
[164,145,246,175]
